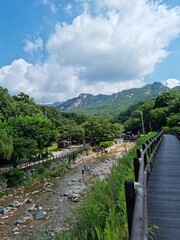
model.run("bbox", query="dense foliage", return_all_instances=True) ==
[0,86,179,168]
[113,91,180,132]
[0,87,124,168]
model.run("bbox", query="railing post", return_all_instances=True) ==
[133,157,140,182]
[142,144,147,167]
[125,180,135,238]
[136,149,141,158]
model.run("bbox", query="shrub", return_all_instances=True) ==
[35,166,46,174]
[6,168,26,187]
[99,141,114,149]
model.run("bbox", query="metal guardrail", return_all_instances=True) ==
[0,144,90,176]
[125,131,164,240]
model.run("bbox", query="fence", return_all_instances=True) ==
[175,129,180,140]
[0,144,90,176]
[124,131,164,240]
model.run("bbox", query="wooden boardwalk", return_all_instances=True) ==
[147,134,180,240]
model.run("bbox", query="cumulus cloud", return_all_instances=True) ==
[163,78,180,88]
[0,0,180,102]
[23,38,43,55]
[0,59,33,93]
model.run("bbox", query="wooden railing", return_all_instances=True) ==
[175,130,180,140]
[125,131,164,240]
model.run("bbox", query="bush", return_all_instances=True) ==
[99,141,114,149]
[35,166,46,174]
[68,152,78,163]
[6,168,26,187]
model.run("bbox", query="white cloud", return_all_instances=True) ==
[0,59,33,93]
[1,0,180,103]
[41,0,57,13]
[23,37,43,55]
[163,78,180,88]
[64,3,73,15]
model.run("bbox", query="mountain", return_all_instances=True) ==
[55,82,170,118]
[58,93,110,111]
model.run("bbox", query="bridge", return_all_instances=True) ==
[125,130,180,240]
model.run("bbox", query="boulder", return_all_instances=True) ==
[0,206,6,214]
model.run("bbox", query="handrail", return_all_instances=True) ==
[125,131,164,240]
[0,144,90,176]
[174,130,180,140]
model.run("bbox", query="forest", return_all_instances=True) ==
[0,86,179,168]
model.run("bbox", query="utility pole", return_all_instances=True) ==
[140,111,145,135]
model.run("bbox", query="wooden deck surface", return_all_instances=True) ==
[147,134,180,239]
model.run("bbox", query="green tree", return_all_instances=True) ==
[6,115,59,167]
[149,108,167,130]
[124,117,141,133]
[167,113,180,128]
[0,87,17,120]
[0,128,13,160]
[82,118,102,144]
[11,137,38,168]
[13,92,42,116]
[155,92,179,108]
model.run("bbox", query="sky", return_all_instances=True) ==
[0,0,180,103]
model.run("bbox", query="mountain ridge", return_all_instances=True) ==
[52,82,179,117]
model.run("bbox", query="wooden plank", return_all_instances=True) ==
[147,134,180,240]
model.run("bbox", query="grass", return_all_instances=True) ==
[48,145,60,151]
[55,132,156,240]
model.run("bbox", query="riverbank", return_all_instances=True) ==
[0,141,134,240]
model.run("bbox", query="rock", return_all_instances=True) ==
[35,211,46,220]
[6,206,14,211]
[31,189,42,194]
[68,193,79,199]
[63,191,69,196]
[9,201,21,208]
[24,198,33,203]
[71,179,76,182]
[71,198,80,202]
[15,220,24,225]
[44,182,54,186]
[45,188,53,192]
[12,227,19,232]
[23,216,32,221]
[27,204,36,211]
[0,206,6,214]
[0,222,4,225]
[68,182,73,186]
[13,231,20,235]
[38,206,43,211]
[1,216,8,220]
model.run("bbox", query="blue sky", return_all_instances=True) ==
[0,0,180,103]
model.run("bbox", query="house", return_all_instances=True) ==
[57,140,71,148]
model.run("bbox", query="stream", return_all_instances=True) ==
[0,142,134,240]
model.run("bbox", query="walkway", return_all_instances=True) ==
[147,134,180,239]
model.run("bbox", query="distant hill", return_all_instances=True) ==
[54,82,171,118]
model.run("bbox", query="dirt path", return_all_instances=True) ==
[0,142,134,240]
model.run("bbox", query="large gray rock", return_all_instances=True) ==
[0,206,6,214]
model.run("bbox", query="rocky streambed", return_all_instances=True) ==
[0,142,134,240]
